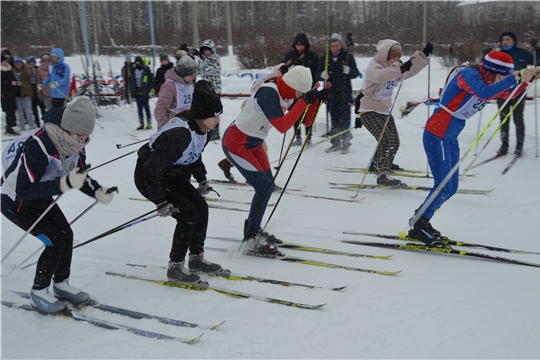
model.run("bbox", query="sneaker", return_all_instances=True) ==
[4,128,20,136]
[325,143,342,153]
[515,142,523,157]
[52,279,91,306]
[497,142,508,156]
[188,252,226,273]
[377,172,403,187]
[167,261,201,284]
[292,138,302,146]
[136,123,144,130]
[243,234,285,256]
[146,123,153,130]
[341,141,351,154]
[408,216,445,247]
[30,287,69,315]
[218,158,235,182]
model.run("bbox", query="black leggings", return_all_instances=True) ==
[2,200,73,289]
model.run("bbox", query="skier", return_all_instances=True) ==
[130,56,154,130]
[495,30,534,157]
[317,33,359,154]
[221,66,328,255]
[134,80,227,284]
[154,50,197,129]
[153,53,173,96]
[1,97,117,314]
[409,51,535,247]
[195,39,222,141]
[283,32,320,146]
[358,39,431,186]
[1,53,19,135]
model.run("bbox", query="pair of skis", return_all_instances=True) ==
[467,153,521,174]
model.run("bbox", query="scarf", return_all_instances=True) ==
[276,76,297,100]
[44,122,89,161]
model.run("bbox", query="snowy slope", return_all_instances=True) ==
[1,55,540,359]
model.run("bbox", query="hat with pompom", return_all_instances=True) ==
[174,50,197,78]
[483,51,514,75]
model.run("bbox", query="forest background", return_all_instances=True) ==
[1,1,539,70]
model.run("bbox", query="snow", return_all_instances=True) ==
[2,54,540,359]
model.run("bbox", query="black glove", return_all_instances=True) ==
[318,87,330,102]
[400,60,413,73]
[355,116,363,129]
[422,41,433,57]
[302,89,318,104]
[279,65,289,75]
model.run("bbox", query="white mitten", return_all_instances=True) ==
[95,187,116,205]
[59,167,87,193]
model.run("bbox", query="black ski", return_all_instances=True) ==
[342,231,540,255]
[1,300,203,344]
[341,240,540,268]
[9,290,223,330]
[468,154,502,170]
[502,155,520,175]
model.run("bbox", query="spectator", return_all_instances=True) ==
[154,53,173,96]
[283,32,320,146]
[178,43,195,60]
[496,30,534,157]
[196,39,222,141]
[26,56,45,127]
[36,52,52,111]
[13,57,35,130]
[154,50,197,129]
[317,33,359,154]
[121,54,134,104]
[1,53,19,135]
[41,48,70,108]
[1,48,14,67]
[130,56,154,130]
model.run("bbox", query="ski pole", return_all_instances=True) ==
[410,84,523,227]
[474,109,483,156]
[116,138,148,149]
[464,84,531,173]
[352,68,412,199]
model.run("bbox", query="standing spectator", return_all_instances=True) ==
[154,50,197,129]
[36,53,53,111]
[178,43,195,60]
[154,53,173,96]
[121,54,134,104]
[26,56,45,127]
[195,39,222,141]
[41,48,70,108]
[1,48,14,67]
[130,56,154,130]
[531,38,540,66]
[496,30,534,157]
[358,39,430,186]
[1,53,19,135]
[283,32,320,146]
[13,57,35,130]
[317,33,359,154]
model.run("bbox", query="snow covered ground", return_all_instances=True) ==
[2,54,540,359]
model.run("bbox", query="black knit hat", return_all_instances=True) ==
[499,30,518,45]
[160,53,169,61]
[191,80,223,119]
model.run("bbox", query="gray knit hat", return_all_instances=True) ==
[330,33,343,46]
[60,97,96,135]
[175,50,197,77]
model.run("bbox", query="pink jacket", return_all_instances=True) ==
[154,68,194,128]
[359,39,428,115]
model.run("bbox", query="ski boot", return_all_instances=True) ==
[243,233,284,256]
[167,261,203,284]
[377,172,404,187]
[497,141,508,156]
[515,141,523,157]
[52,279,94,307]
[218,158,235,182]
[407,216,445,248]
[188,252,230,274]
[30,287,70,315]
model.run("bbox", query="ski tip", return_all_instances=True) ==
[209,320,226,330]
[378,269,403,275]
[332,286,347,291]
[185,333,204,344]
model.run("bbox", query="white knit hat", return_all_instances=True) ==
[283,66,312,93]
[60,97,95,135]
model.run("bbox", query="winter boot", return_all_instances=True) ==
[341,141,351,154]
[30,287,70,315]
[515,141,523,157]
[188,252,228,274]
[146,122,153,130]
[292,137,302,146]
[497,141,508,156]
[136,123,144,130]
[408,216,445,247]
[325,142,342,153]
[218,158,235,182]
[377,172,403,187]
[167,261,202,284]
[52,279,92,306]
[243,233,284,256]
[4,128,20,136]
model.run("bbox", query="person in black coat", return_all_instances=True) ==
[154,53,174,96]
[282,32,320,145]
[134,80,229,284]
[130,56,154,130]
[1,53,19,135]
[496,30,534,157]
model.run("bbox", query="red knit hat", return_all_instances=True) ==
[483,51,514,75]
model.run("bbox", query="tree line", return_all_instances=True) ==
[1,1,538,69]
